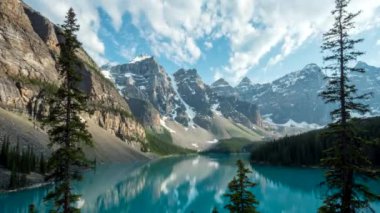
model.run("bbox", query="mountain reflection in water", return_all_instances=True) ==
[1,154,379,212]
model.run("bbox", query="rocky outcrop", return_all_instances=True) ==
[236,64,330,124]
[174,68,263,130]
[173,69,213,115]
[107,56,192,127]
[0,0,146,147]
[91,111,145,144]
[127,98,161,127]
[107,58,264,131]
[211,78,237,97]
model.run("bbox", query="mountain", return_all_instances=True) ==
[104,56,190,127]
[0,0,148,162]
[173,68,213,128]
[351,62,380,115]
[211,78,237,97]
[236,62,380,125]
[237,64,330,125]
[107,60,268,150]
[236,77,253,93]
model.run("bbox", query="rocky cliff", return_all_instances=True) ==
[106,58,267,149]
[237,64,330,125]
[105,56,189,127]
[236,62,380,125]
[0,0,146,148]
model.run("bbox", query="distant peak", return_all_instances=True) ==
[174,68,198,76]
[303,63,320,70]
[128,55,153,64]
[239,77,251,85]
[212,78,230,87]
[355,61,380,71]
[356,61,367,65]
[355,61,369,68]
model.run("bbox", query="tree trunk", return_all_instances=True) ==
[64,68,72,213]
[338,3,353,212]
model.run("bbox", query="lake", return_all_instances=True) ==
[1,154,379,212]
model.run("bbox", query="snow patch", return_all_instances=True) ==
[129,55,152,64]
[160,116,176,133]
[170,75,196,127]
[100,69,113,80]
[263,116,322,130]
[116,85,125,95]
[211,103,222,116]
[191,143,199,148]
[212,84,229,88]
[206,139,219,144]
[278,119,322,129]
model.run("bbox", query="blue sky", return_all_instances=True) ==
[25,0,380,85]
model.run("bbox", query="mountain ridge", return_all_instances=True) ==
[0,0,148,161]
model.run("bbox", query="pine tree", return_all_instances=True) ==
[319,0,380,212]
[43,8,93,213]
[0,136,10,166]
[9,167,17,189]
[224,160,259,213]
[39,153,46,175]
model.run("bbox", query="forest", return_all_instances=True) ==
[250,117,380,166]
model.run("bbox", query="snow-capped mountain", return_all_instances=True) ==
[173,69,262,130]
[237,63,329,125]
[106,56,264,131]
[173,69,214,129]
[236,77,253,93]
[106,56,190,126]
[211,78,237,97]
[236,62,380,125]
[351,62,380,115]
[103,55,380,147]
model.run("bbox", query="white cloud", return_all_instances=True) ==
[25,0,380,83]
[377,40,380,46]
[120,45,137,61]
[204,41,213,50]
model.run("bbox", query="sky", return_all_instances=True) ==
[24,0,380,85]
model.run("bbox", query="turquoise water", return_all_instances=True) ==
[1,154,380,213]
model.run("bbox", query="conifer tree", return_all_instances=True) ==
[39,153,46,175]
[319,0,380,212]
[43,8,93,213]
[224,160,259,213]
[9,167,17,189]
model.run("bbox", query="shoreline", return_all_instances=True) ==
[0,181,52,193]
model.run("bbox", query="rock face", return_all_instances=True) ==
[107,60,263,133]
[236,62,380,125]
[351,62,380,115]
[211,78,237,97]
[107,57,261,132]
[173,68,214,129]
[0,0,146,147]
[236,77,252,93]
[107,56,190,126]
[237,64,329,124]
